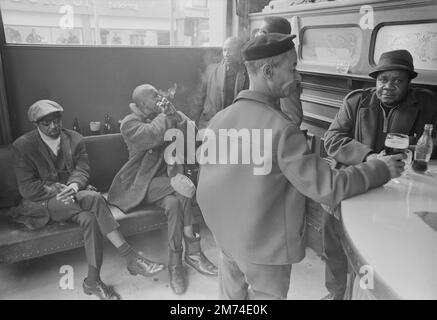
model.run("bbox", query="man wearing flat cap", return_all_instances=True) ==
[196,34,406,299]
[12,100,167,300]
[322,49,437,300]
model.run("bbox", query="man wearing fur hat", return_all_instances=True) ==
[196,34,406,300]
[108,84,218,296]
[12,100,166,300]
[322,49,437,300]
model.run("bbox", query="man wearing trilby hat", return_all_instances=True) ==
[322,49,437,300]
[196,34,406,299]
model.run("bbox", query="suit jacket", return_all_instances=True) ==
[108,105,179,212]
[196,90,391,265]
[197,61,248,129]
[324,87,437,165]
[12,129,89,229]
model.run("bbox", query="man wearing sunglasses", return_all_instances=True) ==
[11,100,166,300]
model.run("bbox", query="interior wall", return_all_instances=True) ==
[2,45,222,139]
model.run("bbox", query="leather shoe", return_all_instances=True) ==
[83,279,121,300]
[185,251,218,276]
[183,234,218,276]
[169,264,187,295]
[127,252,166,277]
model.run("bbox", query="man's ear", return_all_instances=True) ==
[262,64,273,79]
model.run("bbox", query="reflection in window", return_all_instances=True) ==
[301,27,363,67]
[374,22,437,71]
[0,0,224,46]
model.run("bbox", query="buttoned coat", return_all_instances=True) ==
[324,88,437,165]
[107,106,178,212]
[12,129,89,229]
[196,90,391,265]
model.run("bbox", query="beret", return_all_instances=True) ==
[28,100,63,122]
[242,33,296,61]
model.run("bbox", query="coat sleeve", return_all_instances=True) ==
[277,125,390,208]
[67,139,90,189]
[12,146,58,202]
[121,113,176,151]
[323,92,373,165]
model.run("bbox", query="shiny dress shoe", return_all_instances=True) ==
[183,234,218,276]
[169,265,187,295]
[127,252,166,277]
[83,279,121,300]
[185,251,218,276]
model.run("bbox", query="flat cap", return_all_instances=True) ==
[28,99,63,122]
[242,33,296,61]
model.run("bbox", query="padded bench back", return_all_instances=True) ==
[0,145,20,210]
[83,133,129,192]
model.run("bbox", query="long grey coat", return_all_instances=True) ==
[197,90,391,265]
[108,106,178,212]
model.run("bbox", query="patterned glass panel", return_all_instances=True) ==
[374,23,437,71]
[301,26,363,67]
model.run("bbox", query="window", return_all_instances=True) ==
[301,26,363,67]
[0,0,225,46]
[373,22,437,71]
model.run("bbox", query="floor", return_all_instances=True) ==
[0,227,329,300]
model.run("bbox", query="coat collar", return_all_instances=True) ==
[234,90,281,111]
[129,103,155,123]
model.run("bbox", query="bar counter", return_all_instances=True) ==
[341,161,437,300]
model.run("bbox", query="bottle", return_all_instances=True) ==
[72,117,81,134]
[103,114,112,134]
[412,124,433,173]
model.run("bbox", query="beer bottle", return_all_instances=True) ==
[73,117,81,134]
[103,114,112,134]
[412,124,433,173]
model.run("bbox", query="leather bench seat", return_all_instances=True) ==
[0,133,199,264]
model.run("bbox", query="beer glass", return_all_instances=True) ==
[384,133,413,173]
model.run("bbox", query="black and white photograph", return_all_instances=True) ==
[0,0,436,308]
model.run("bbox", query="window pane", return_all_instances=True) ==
[301,26,363,67]
[0,0,225,46]
[374,22,437,71]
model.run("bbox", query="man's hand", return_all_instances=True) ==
[378,153,406,179]
[56,183,78,205]
[366,150,386,161]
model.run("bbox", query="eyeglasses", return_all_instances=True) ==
[38,118,62,127]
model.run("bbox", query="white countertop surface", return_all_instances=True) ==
[341,161,437,300]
